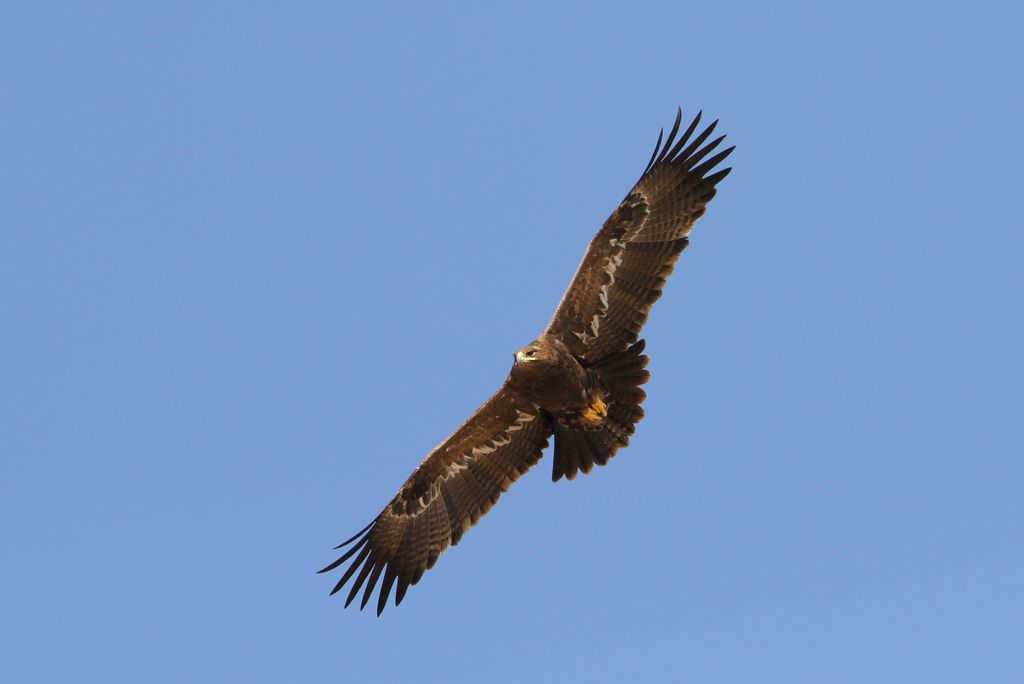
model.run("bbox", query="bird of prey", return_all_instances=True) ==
[321,108,733,615]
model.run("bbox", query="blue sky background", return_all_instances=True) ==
[3,2,1022,682]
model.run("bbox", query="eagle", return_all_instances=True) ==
[321,109,733,615]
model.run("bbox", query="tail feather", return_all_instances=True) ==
[551,340,650,482]
[558,425,581,479]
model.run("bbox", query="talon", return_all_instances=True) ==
[582,399,608,423]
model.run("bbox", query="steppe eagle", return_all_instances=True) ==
[321,109,734,614]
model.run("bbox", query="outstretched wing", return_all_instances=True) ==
[546,109,733,362]
[319,385,552,615]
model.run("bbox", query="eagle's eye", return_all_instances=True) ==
[525,350,536,357]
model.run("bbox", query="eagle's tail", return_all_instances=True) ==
[551,340,650,482]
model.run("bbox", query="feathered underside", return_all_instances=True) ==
[546,108,733,362]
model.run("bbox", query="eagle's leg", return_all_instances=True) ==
[561,396,608,431]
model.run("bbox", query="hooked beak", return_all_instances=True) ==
[514,350,525,365]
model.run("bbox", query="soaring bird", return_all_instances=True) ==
[321,109,734,614]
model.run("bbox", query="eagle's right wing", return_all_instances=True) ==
[319,385,552,615]
[545,109,733,362]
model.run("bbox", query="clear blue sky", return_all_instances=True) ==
[3,2,1022,682]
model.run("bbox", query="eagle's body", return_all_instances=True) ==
[510,334,610,432]
[321,109,734,614]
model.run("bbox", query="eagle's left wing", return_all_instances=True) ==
[545,109,733,362]
[319,385,551,615]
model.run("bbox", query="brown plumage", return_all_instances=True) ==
[321,109,733,614]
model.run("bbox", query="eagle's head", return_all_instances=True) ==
[511,340,556,382]
[514,345,541,365]
[511,334,568,370]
